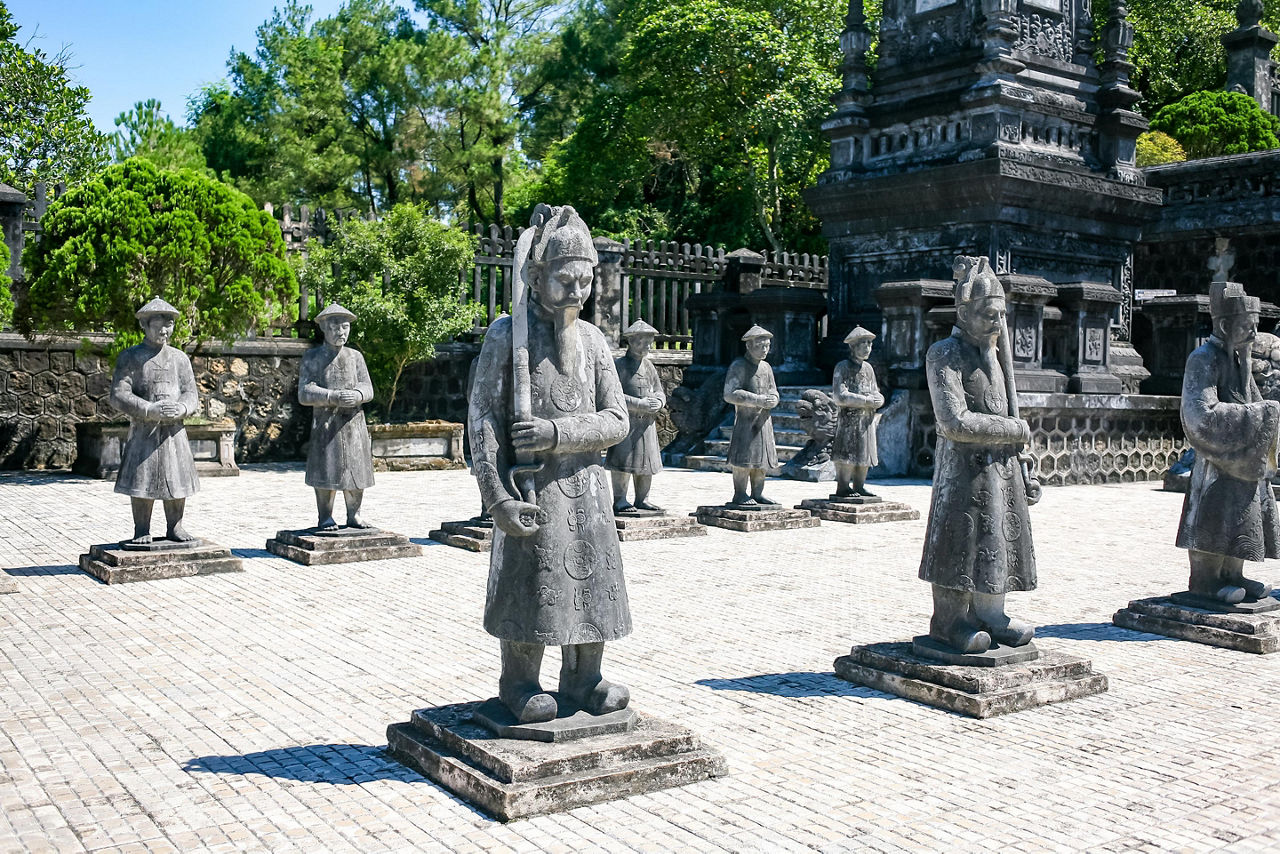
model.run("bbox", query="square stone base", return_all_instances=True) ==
[386,701,727,821]
[427,519,493,552]
[266,529,422,565]
[1113,595,1280,653]
[834,642,1108,719]
[79,540,244,584]
[694,506,820,533]
[797,497,920,524]
[615,515,707,541]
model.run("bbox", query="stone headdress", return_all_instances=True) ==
[623,319,659,339]
[1210,280,1260,320]
[742,325,773,341]
[843,325,876,344]
[526,204,598,271]
[953,255,1005,307]
[135,296,180,320]
[314,303,357,324]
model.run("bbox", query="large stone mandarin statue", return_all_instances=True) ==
[468,204,631,724]
[724,325,780,506]
[111,297,200,545]
[300,303,376,531]
[831,326,884,497]
[607,320,667,514]
[1177,280,1279,604]
[920,256,1041,654]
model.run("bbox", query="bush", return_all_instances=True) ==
[18,158,297,351]
[1135,131,1187,167]
[294,203,480,417]
[1149,90,1280,160]
[0,240,11,326]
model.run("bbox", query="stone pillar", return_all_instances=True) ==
[591,236,625,347]
[0,183,25,285]
[744,286,828,386]
[1055,282,1125,393]
[1223,1,1279,113]
[873,279,955,390]
[1097,1,1147,181]
[1137,295,1211,394]
[724,248,765,294]
[1004,274,1066,393]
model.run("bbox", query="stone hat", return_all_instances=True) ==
[135,296,179,320]
[844,325,876,344]
[313,303,356,324]
[741,324,773,341]
[622,320,659,339]
[954,255,1005,307]
[530,204,598,267]
[1210,281,1260,320]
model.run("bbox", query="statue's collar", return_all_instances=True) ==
[951,326,992,350]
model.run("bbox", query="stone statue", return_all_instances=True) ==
[724,325,780,506]
[607,320,667,513]
[299,303,376,531]
[110,297,200,545]
[919,256,1041,655]
[831,326,884,497]
[1177,280,1278,604]
[468,204,631,724]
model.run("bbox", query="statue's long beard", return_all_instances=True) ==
[554,308,580,376]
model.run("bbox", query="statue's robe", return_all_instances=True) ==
[831,359,883,467]
[724,357,779,471]
[919,329,1037,594]
[299,345,376,491]
[1176,335,1280,560]
[111,343,200,500]
[605,353,665,476]
[469,310,632,646]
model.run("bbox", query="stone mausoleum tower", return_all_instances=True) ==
[806,0,1163,392]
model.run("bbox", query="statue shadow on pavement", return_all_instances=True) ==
[1033,622,1164,641]
[697,671,878,698]
[4,564,82,576]
[183,744,445,788]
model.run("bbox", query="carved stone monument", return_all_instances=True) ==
[1115,280,1280,652]
[798,327,919,524]
[835,258,1106,716]
[387,205,725,820]
[79,298,243,583]
[266,304,421,565]
[430,354,495,551]
[696,326,819,532]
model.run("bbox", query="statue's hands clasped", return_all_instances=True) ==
[491,499,542,537]
[512,418,556,453]
[149,400,185,422]
[645,396,663,413]
[331,388,361,408]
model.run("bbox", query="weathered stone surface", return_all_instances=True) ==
[427,519,493,552]
[911,636,1040,667]
[797,497,920,524]
[369,420,466,471]
[614,515,707,542]
[0,574,16,594]
[472,698,638,743]
[834,642,1107,719]
[265,528,421,566]
[75,421,240,480]
[386,701,727,821]
[694,506,820,533]
[79,540,243,584]
[1169,591,1280,614]
[1113,596,1280,654]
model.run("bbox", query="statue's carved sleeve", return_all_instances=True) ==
[297,352,331,407]
[469,317,518,510]
[648,361,667,408]
[832,362,883,409]
[109,352,153,421]
[928,347,1025,445]
[353,352,375,405]
[555,330,629,452]
[724,360,768,408]
[176,352,199,418]
[1182,346,1280,465]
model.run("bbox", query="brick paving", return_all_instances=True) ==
[1,465,1278,852]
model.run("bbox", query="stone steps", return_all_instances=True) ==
[681,385,822,473]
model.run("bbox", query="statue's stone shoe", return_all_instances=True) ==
[1242,578,1273,601]
[988,620,1035,647]
[501,689,557,724]
[930,627,991,655]
[1215,585,1248,605]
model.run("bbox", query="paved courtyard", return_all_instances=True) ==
[1,466,1278,852]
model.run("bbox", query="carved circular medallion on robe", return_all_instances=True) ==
[983,386,1007,414]
[1003,510,1022,542]
[557,461,591,498]
[569,623,604,644]
[564,541,597,580]
[551,376,583,412]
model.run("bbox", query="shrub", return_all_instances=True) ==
[17,158,297,351]
[0,240,10,326]
[1135,131,1187,167]
[294,203,480,417]
[1150,90,1280,160]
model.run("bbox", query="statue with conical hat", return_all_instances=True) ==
[300,303,376,531]
[832,326,883,498]
[111,297,201,546]
[607,320,667,514]
[468,204,632,724]
[724,325,780,506]
[919,256,1040,656]
[1177,279,1279,605]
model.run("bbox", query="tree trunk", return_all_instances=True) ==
[492,152,505,227]
[387,357,408,420]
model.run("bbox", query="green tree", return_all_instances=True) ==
[0,239,11,327]
[1150,89,1280,158]
[110,99,208,173]
[1135,130,1188,166]
[294,203,480,416]
[0,2,108,204]
[18,158,298,352]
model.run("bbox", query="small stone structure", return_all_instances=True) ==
[369,421,465,471]
[74,421,239,479]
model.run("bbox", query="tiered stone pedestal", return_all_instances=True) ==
[834,640,1108,718]
[266,528,422,565]
[79,540,243,584]
[386,699,727,821]
[694,504,820,533]
[1113,593,1280,653]
[614,509,707,542]
[797,494,920,524]
[428,518,494,552]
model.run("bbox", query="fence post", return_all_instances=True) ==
[592,236,625,347]
[0,183,25,285]
[724,247,765,294]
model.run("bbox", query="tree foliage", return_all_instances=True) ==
[18,158,298,352]
[294,203,480,415]
[1135,130,1188,166]
[110,99,208,173]
[0,2,108,205]
[0,239,11,327]
[1149,89,1280,158]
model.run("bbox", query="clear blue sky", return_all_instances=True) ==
[6,0,349,132]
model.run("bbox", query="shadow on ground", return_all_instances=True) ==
[4,564,83,576]
[231,548,274,560]
[1035,622,1161,641]
[183,744,420,784]
[697,671,876,698]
